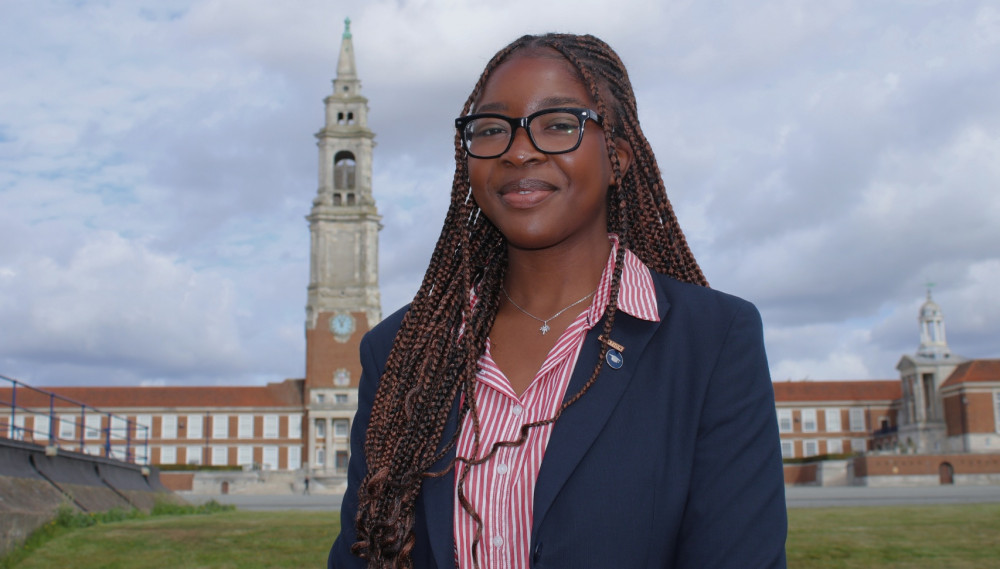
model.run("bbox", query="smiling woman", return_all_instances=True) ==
[329,33,787,569]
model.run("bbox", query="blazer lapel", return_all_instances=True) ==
[531,277,671,537]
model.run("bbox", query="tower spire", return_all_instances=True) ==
[917,288,950,360]
[336,17,358,82]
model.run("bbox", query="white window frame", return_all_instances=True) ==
[212,446,228,466]
[187,445,203,465]
[34,415,51,441]
[161,415,178,439]
[238,414,254,439]
[288,414,302,439]
[777,409,793,433]
[263,415,279,439]
[110,416,127,440]
[334,419,349,437]
[335,393,349,404]
[801,409,817,433]
[262,446,279,470]
[84,414,102,440]
[849,408,866,432]
[824,408,842,433]
[237,445,253,466]
[287,446,301,470]
[780,440,794,459]
[160,445,177,465]
[803,439,818,457]
[134,445,149,465]
[213,414,229,439]
[827,439,843,455]
[135,415,152,441]
[12,415,26,440]
[187,414,203,439]
[851,438,866,453]
[58,414,76,440]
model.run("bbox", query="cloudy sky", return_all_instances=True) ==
[2,0,998,388]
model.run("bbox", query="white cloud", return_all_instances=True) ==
[1,0,998,387]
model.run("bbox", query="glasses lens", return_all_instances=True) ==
[464,117,511,158]
[529,111,583,153]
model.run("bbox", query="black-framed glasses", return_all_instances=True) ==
[455,107,603,159]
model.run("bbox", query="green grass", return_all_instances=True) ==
[787,503,1000,568]
[4,503,1000,568]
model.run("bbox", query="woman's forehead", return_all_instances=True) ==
[473,54,591,113]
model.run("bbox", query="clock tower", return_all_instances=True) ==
[305,18,381,475]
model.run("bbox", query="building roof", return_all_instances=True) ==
[941,359,1000,388]
[0,379,305,410]
[773,380,901,404]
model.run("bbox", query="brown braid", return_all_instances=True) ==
[351,33,707,568]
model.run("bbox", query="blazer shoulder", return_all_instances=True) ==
[650,271,760,318]
[361,304,410,358]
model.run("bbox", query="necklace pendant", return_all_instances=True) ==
[539,323,551,335]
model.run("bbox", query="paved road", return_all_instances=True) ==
[186,485,1000,511]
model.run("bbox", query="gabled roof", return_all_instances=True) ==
[773,380,901,404]
[941,359,1000,389]
[0,379,305,410]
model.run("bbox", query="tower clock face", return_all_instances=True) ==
[330,312,356,339]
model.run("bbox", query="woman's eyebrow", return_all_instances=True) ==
[473,96,588,115]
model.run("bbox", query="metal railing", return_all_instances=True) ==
[0,373,149,464]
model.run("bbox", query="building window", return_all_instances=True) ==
[335,450,349,471]
[10,415,25,440]
[334,420,349,437]
[212,446,228,466]
[827,439,843,455]
[315,419,326,438]
[262,446,279,470]
[213,415,229,439]
[263,415,279,439]
[238,415,254,439]
[34,415,50,441]
[801,409,817,433]
[777,409,793,433]
[84,414,102,440]
[780,441,794,459]
[110,445,127,461]
[288,446,301,470]
[187,446,203,465]
[851,438,866,453]
[849,408,866,432]
[160,446,176,464]
[288,414,302,439]
[334,151,356,189]
[824,408,842,432]
[135,415,152,440]
[803,440,818,457]
[187,415,203,439]
[316,393,326,404]
[237,446,253,466]
[161,415,178,439]
[58,415,75,440]
[110,416,127,440]
[335,393,349,404]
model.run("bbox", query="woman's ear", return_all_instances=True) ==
[609,137,634,186]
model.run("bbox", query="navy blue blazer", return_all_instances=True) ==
[329,271,787,568]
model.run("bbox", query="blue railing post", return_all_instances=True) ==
[126,417,133,463]
[48,393,55,447]
[10,382,17,439]
[79,407,86,452]
[104,413,112,458]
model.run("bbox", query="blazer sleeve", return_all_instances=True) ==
[673,300,787,568]
[328,330,382,569]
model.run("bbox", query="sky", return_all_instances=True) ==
[1,0,998,388]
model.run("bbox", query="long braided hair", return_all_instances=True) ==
[351,33,707,568]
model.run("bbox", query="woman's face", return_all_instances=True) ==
[467,53,623,253]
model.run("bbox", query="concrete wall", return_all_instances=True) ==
[0,439,182,558]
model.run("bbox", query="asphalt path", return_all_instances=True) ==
[186,485,1000,511]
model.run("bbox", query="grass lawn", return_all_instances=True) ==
[5,503,1000,568]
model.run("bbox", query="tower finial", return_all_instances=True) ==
[343,17,352,39]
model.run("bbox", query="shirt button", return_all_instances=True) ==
[496,463,508,474]
[511,404,523,416]
[492,536,504,547]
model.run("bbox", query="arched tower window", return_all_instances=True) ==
[334,151,356,189]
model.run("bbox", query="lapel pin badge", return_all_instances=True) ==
[599,335,625,369]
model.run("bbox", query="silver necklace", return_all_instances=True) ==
[501,287,596,335]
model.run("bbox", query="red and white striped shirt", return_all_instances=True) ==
[454,236,659,569]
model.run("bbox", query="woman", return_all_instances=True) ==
[329,33,787,569]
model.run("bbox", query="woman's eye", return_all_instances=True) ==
[470,122,509,139]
